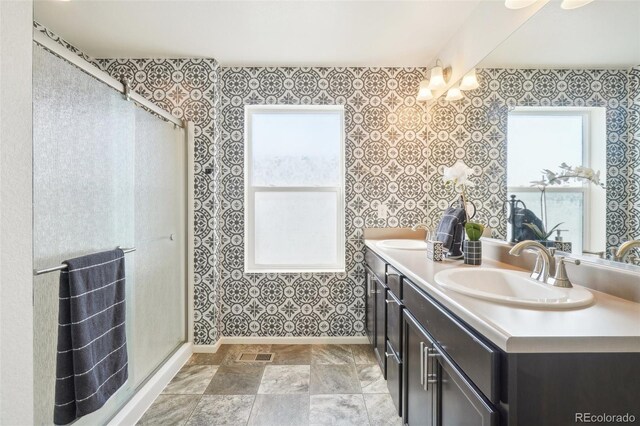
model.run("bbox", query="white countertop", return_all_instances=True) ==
[365,239,640,353]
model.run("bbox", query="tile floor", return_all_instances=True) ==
[138,344,402,426]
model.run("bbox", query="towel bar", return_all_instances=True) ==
[33,247,136,276]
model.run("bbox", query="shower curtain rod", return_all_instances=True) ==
[33,30,186,129]
[33,247,136,276]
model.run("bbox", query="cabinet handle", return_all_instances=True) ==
[385,298,398,305]
[424,344,429,391]
[384,351,393,358]
[419,341,425,387]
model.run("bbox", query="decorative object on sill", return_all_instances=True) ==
[530,162,605,236]
[464,222,485,265]
[505,195,527,243]
[442,161,484,261]
[553,229,572,253]
[523,222,564,248]
[427,240,444,262]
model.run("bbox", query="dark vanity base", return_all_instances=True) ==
[500,352,640,426]
[364,247,640,426]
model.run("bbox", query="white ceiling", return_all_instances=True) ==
[34,0,482,67]
[480,0,640,69]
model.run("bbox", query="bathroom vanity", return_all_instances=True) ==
[364,239,640,426]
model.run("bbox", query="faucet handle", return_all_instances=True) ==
[549,256,580,288]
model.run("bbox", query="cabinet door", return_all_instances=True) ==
[403,311,437,426]
[375,277,388,377]
[436,344,498,426]
[365,267,376,346]
[386,341,402,417]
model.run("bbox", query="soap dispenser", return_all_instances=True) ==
[553,229,572,253]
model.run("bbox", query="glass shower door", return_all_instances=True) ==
[33,44,187,425]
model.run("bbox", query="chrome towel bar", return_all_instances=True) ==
[33,247,136,276]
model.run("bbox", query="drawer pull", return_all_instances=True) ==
[385,298,398,305]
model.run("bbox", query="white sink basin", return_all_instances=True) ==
[434,268,594,309]
[377,239,428,250]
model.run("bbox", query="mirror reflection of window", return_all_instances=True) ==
[507,107,606,253]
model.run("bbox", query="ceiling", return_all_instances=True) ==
[34,0,482,67]
[480,0,640,69]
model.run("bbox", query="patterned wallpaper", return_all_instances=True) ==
[427,68,635,248]
[218,67,428,337]
[629,66,640,240]
[34,22,222,345]
[33,22,640,344]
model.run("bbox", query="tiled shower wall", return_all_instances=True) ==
[427,68,636,248]
[218,67,429,337]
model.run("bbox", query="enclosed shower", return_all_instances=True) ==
[32,33,193,425]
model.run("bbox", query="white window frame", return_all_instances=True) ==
[244,104,346,274]
[507,108,591,248]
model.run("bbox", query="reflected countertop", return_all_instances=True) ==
[364,238,640,354]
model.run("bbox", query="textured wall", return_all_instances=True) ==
[1,3,34,424]
[218,67,428,337]
[427,68,633,248]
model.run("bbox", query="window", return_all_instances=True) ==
[507,108,606,252]
[244,105,345,273]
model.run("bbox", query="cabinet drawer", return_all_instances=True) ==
[402,279,500,404]
[385,265,402,299]
[386,292,403,357]
[365,248,386,283]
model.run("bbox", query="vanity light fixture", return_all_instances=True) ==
[427,60,451,91]
[445,85,464,102]
[416,79,434,101]
[560,0,595,9]
[459,69,480,91]
[504,0,538,10]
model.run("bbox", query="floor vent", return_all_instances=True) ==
[236,353,274,362]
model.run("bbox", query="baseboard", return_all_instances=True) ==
[107,342,192,426]
[193,339,223,353]
[193,336,369,352]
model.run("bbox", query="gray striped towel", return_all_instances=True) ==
[435,207,467,258]
[54,249,128,425]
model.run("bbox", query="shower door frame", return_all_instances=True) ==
[33,28,196,425]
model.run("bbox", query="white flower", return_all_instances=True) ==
[443,161,475,192]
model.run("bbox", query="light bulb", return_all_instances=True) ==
[504,0,538,9]
[445,86,464,102]
[459,69,479,91]
[561,0,594,9]
[416,80,433,101]
[427,66,446,90]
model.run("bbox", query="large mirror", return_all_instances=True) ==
[476,0,640,264]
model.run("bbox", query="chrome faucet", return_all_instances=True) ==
[614,240,640,262]
[509,240,555,284]
[411,223,431,240]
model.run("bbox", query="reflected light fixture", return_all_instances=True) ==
[504,0,538,9]
[427,60,451,91]
[459,69,480,91]
[560,0,595,9]
[445,85,464,102]
[416,79,434,101]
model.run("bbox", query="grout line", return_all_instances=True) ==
[183,394,203,425]
[245,364,267,425]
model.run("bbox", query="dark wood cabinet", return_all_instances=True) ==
[365,247,640,426]
[403,310,497,426]
[403,310,437,426]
